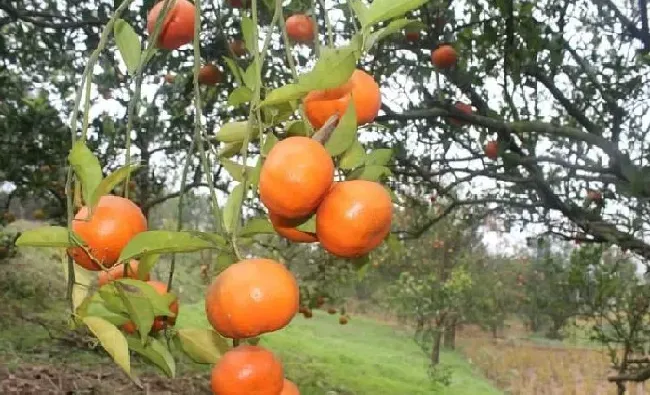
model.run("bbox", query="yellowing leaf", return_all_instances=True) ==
[82,316,132,379]
[177,328,230,364]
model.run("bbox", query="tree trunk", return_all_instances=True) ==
[431,330,442,365]
[443,318,456,350]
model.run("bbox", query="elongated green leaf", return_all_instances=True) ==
[239,218,276,237]
[386,233,402,252]
[115,282,155,343]
[118,231,225,262]
[339,140,366,170]
[177,328,230,364]
[365,18,420,51]
[260,83,309,107]
[15,226,83,248]
[90,164,142,210]
[350,0,369,26]
[83,301,130,326]
[114,19,142,74]
[286,120,308,136]
[68,141,103,206]
[365,148,393,166]
[261,133,279,156]
[325,100,358,156]
[365,0,430,26]
[228,87,253,106]
[219,141,244,158]
[99,286,129,314]
[215,121,249,143]
[220,158,255,182]
[82,316,132,379]
[243,60,258,90]
[249,157,262,186]
[223,184,245,234]
[116,279,176,317]
[298,46,358,90]
[295,215,316,233]
[348,165,392,181]
[126,336,176,378]
[241,16,257,54]
[137,254,160,280]
[222,57,243,86]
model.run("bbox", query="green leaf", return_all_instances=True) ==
[365,148,393,166]
[262,133,279,156]
[262,102,296,126]
[115,282,155,343]
[325,100,358,156]
[350,0,370,26]
[215,121,249,143]
[295,215,316,233]
[348,165,392,181]
[365,18,420,51]
[118,231,225,262]
[298,46,358,90]
[82,300,130,326]
[82,316,133,380]
[286,120,308,136]
[228,87,253,106]
[260,84,310,107]
[89,164,142,210]
[68,141,103,207]
[245,336,261,346]
[15,226,83,248]
[126,336,176,378]
[339,141,366,170]
[137,254,160,280]
[216,252,237,273]
[386,233,402,252]
[114,19,142,74]
[116,279,176,317]
[223,183,245,234]
[239,218,276,237]
[249,157,262,186]
[365,0,430,27]
[177,328,230,364]
[219,141,244,158]
[357,260,371,281]
[220,158,255,182]
[98,286,129,314]
[243,60,258,90]
[241,16,257,54]
[222,57,243,86]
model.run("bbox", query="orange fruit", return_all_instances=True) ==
[205,258,299,339]
[164,74,176,84]
[405,31,420,42]
[303,309,312,318]
[281,379,300,395]
[327,307,337,315]
[485,141,498,160]
[121,280,179,334]
[269,212,318,243]
[448,102,473,126]
[316,180,392,258]
[210,345,284,395]
[587,190,602,201]
[198,64,222,85]
[303,69,382,129]
[259,136,334,219]
[147,0,195,51]
[229,39,247,57]
[67,195,147,271]
[339,316,349,325]
[286,14,315,43]
[97,260,149,287]
[431,44,457,69]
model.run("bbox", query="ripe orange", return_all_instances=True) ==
[587,190,602,201]
[259,136,334,219]
[286,14,315,43]
[122,280,179,334]
[229,39,247,57]
[485,141,499,160]
[205,258,299,339]
[303,69,382,129]
[316,180,392,258]
[405,30,420,42]
[448,102,473,126]
[97,260,149,287]
[269,212,318,243]
[327,307,337,315]
[147,0,195,51]
[281,379,300,395]
[67,195,147,271]
[302,309,313,319]
[198,64,222,85]
[211,345,284,395]
[431,44,457,69]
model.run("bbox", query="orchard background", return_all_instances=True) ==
[1,0,649,394]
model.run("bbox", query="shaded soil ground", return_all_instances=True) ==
[0,363,212,395]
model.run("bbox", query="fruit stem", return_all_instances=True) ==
[311,114,338,145]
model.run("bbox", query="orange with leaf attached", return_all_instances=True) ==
[67,195,147,271]
[205,258,299,339]
[147,0,195,51]
[303,69,382,129]
[316,180,393,258]
[259,136,334,219]
[211,345,284,395]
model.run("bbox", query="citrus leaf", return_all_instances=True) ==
[98,285,129,314]
[215,121,249,143]
[220,158,255,182]
[286,120,308,136]
[219,141,244,158]
[71,264,94,313]
[241,16,257,54]
[386,233,402,252]
[298,46,358,91]
[339,140,366,170]
[295,215,316,233]
[260,83,310,107]
[177,328,230,364]
[249,157,262,186]
[15,226,83,248]
[83,300,130,326]
[365,148,393,166]
[365,0,430,27]
[364,18,420,51]
[116,279,176,317]
[137,254,160,280]
[350,0,369,26]
[348,165,392,182]
[114,19,142,74]
[228,87,253,106]
[222,56,243,86]
[89,164,142,210]
[126,336,176,378]
[261,133,279,156]
[82,316,133,380]
[243,60,258,90]
[325,100,357,156]
[357,260,371,281]
[68,141,103,207]
[114,282,155,343]
[118,231,225,262]
[216,252,237,274]
[239,218,276,237]
[223,183,245,234]
[245,337,261,346]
